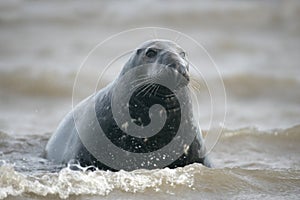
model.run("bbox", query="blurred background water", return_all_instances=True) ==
[0,0,299,199]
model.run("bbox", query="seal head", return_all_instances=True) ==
[121,40,190,85]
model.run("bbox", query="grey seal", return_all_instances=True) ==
[45,39,211,171]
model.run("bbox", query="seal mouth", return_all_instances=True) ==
[150,63,189,91]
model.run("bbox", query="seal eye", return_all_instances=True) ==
[180,52,186,58]
[146,49,157,58]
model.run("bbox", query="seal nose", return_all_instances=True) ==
[179,65,190,82]
[169,62,190,82]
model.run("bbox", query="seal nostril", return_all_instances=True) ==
[178,66,185,74]
[185,74,190,82]
[181,67,190,82]
[167,62,190,82]
[180,70,189,81]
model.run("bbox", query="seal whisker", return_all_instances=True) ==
[187,85,195,95]
[146,67,165,97]
[131,76,154,87]
[146,83,155,97]
[188,84,200,95]
[131,76,152,85]
[148,83,158,97]
[190,77,202,93]
[191,78,202,87]
[142,82,156,97]
[137,82,153,97]
[132,74,150,80]
[135,81,155,97]
[154,84,160,96]
[133,79,154,90]
[143,83,154,97]
[189,62,204,89]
